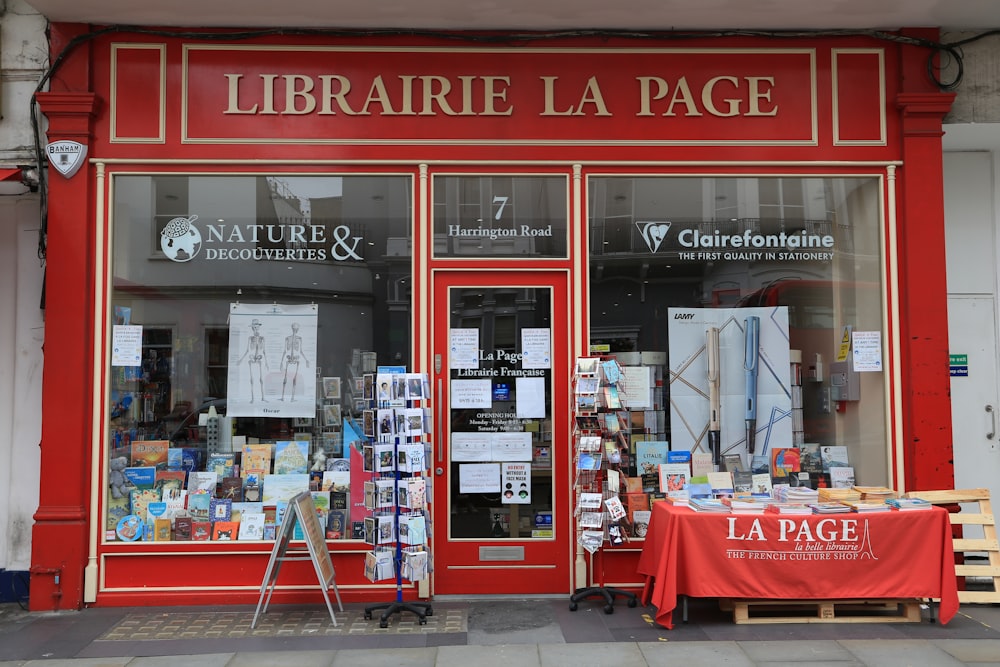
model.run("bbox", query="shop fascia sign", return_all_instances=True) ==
[159,214,364,264]
[636,220,837,262]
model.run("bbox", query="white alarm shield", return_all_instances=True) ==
[46,140,88,178]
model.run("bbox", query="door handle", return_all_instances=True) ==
[987,404,996,440]
[437,378,444,460]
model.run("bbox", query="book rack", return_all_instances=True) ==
[361,369,433,628]
[569,355,638,614]
[903,487,1000,605]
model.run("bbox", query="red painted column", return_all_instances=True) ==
[29,91,100,611]
[895,91,955,492]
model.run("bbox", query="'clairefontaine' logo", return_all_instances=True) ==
[636,221,671,253]
[160,215,203,262]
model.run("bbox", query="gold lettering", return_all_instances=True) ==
[224,74,257,114]
[458,75,476,115]
[540,76,573,116]
[283,74,316,115]
[636,76,669,117]
[481,76,513,115]
[398,76,416,115]
[702,76,740,117]
[664,77,701,116]
[577,77,611,116]
[420,76,458,116]
[318,75,359,115]
[261,74,279,115]
[747,76,778,116]
[359,75,395,115]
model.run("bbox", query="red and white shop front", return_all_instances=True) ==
[28,25,955,611]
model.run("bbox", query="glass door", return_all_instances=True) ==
[431,271,571,595]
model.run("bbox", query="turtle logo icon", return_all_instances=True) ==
[160,215,203,262]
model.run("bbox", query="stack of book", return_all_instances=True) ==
[766,503,812,515]
[846,500,892,513]
[723,498,767,514]
[810,502,852,514]
[689,497,731,513]
[854,486,897,501]
[818,487,862,503]
[774,485,819,505]
[886,498,933,511]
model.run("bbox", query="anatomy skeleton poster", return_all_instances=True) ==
[227,303,318,418]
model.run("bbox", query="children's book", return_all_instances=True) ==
[241,443,272,479]
[192,521,212,541]
[130,440,169,470]
[209,497,232,522]
[635,441,670,476]
[187,491,212,521]
[123,466,156,489]
[207,452,236,479]
[187,471,219,494]
[751,473,773,498]
[174,516,193,540]
[325,510,348,538]
[273,440,309,475]
[219,476,244,501]
[128,488,160,522]
[707,471,735,497]
[238,513,266,540]
[154,470,186,495]
[153,518,172,541]
[212,521,239,541]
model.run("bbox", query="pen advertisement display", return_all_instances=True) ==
[668,307,792,461]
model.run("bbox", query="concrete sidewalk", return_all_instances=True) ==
[2,597,1000,666]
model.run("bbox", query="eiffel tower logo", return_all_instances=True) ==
[853,520,879,560]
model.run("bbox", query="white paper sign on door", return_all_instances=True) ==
[515,376,546,418]
[451,432,493,461]
[492,432,533,461]
[459,463,501,493]
[451,379,492,408]
[501,462,531,504]
[450,328,480,370]
[521,328,551,369]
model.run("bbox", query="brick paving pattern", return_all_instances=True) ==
[100,607,466,639]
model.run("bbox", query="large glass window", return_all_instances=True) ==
[432,175,569,258]
[106,174,412,543]
[587,175,886,499]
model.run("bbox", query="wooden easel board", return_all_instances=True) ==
[252,491,343,628]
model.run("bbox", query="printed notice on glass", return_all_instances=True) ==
[112,325,143,367]
[521,328,551,369]
[451,379,492,409]
[515,376,546,418]
[620,365,653,409]
[451,432,494,461]
[459,463,501,493]
[492,432,533,462]
[450,328,480,370]
[852,330,883,372]
[501,462,531,504]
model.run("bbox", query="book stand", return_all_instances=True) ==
[362,371,433,628]
[569,356,638,614]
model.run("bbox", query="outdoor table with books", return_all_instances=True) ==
[636,501,960,628]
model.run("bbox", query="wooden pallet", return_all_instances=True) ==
[725,598,923,624]
[903,488,1000,604]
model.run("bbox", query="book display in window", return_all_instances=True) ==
[569,356,639,614]
[362,367,434,628]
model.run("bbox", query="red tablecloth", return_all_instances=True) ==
[636,503,959,629]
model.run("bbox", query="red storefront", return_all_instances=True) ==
[29,24,954,611]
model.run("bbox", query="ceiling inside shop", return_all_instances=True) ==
[23,0,1000,31]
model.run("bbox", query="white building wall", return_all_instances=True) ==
[1,0,47,575]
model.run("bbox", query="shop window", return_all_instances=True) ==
[107,173,413,544]
[432,175,569,258]
[587,174,887,494]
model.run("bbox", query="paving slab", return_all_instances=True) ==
[839,639,966,667]
[540,642,647,667]
[436,644,541,667]
[330,647,436,667]
[638,640,755,667]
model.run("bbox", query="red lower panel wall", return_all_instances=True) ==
[96,546,418,606]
